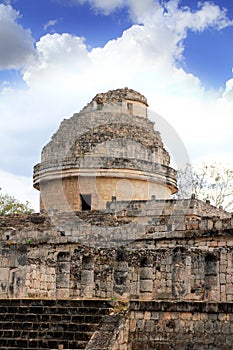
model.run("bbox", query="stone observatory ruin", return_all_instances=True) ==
[1,88,233,350]
[33,88,177,212]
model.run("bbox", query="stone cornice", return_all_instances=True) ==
[33,156,177,192]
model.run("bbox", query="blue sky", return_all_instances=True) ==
[1,0,233,88]
[0,0,233,209]
[11,0,132,44]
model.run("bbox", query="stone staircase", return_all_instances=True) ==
[0,299,112,350]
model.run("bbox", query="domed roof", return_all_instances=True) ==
[91,87,148,106]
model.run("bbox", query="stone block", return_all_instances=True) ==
[81,270,94,284]
[140,267,153,279]
[220,274,226,284]
[140,280,153,293]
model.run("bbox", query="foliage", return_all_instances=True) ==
[0,188,34,215]
[176,163,233,211]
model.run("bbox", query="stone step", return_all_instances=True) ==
[0,306,110,315]
[1,313,106,323]
[0,299,112,349]
[0,338,87,349]
[1,319,103,330]
[0,298,111,307]
[0,331,93,339]
[0,322,98,332]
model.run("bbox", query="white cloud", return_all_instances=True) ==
[25,33,89,83]
[67,0,233,31]
[0,0,233,206]
[69,0,124,14]
[223,77,233,100]
[0,4,35,69]
[43,18,60,31]
[163,1,232,32]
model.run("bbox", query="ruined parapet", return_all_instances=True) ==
[106,197,231,218]
[1,200,232,247]
[82,87,148,118]
[33,88,177,212]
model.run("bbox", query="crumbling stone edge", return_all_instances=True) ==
[85,314,124,350]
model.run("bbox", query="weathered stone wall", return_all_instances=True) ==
[1,223,233,301]
[40,111,156,163]
[107,197,230,220]
[127,301,233,350]
[71,123,168,162]
[88,138,166,163]
[0,198,232,301]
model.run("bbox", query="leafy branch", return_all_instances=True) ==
[0,187,34,215]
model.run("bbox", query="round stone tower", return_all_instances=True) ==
[33,88,177,212]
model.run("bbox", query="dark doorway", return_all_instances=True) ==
[80,194,91,211]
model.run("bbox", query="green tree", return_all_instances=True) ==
[176,163,233,211]
[0,188,34,215]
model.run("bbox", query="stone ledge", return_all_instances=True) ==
[33,157,177,191]
[33,157,176,175]
[129,300,233,313]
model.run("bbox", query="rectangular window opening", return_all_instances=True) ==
[80,194,91,211]
[127,102,133,115]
